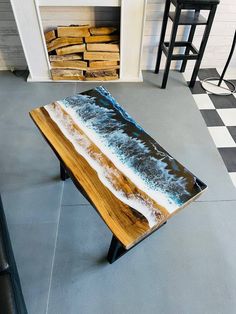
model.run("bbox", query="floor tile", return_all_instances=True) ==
[226,79,236,90]
[185,68,236,191]
[8,222,58,314]
[0,71,29,94]
[200,110,224,127]
[0,125,59,192]
[62,179,89,206]
[1,70,236,314]
[227,126,236,142]
[208,127,236,148]
[218,147,236,172]
[209,94,236,109]
[193,94,215,110]
[182,71,199,82]
[2,182,63,225]
[229,172,236,188]
[188,80,206,94]
[201,80,230,95]
[197,68,220,80]
[217,109,236,126]
[48,201,236,314]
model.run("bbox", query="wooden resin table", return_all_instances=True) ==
[30,87,207,263]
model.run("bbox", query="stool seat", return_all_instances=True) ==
[172,0,220,4]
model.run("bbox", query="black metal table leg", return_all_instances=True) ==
[161,4,182,88]
[60,162,70,181]
[107,221,168,264]
[155,0,171,74]
[189,4,217,88]
[107,236,127,264]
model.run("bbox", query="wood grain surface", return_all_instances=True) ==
[89,27,117,35]
[89,61,119,68]
[50,69,84,80]
[49,54,82,62]
[86,43,120,52]
[47,37,83,52]
[50,60,87,70]
[57,25,90,38]
[83,51,120,61]
[30,107,157,249]
[56,44,86,55]
[85,35,119,43]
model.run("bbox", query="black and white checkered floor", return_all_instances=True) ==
[184,68,236,188]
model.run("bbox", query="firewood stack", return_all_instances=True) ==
[44,25,120,81]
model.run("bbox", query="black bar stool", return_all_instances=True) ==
[155,0,220,89]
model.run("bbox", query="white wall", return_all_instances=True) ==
[0,0,26,70]
[191,0,236,73]
[0,0,235,73]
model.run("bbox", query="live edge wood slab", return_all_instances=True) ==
[30,87,207,263]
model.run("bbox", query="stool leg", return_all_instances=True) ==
[161,4,182,89]
[189,5,217,88]
[155,0,171,74]
[180,10,199,73]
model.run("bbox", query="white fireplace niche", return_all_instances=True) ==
[10,0,147,82]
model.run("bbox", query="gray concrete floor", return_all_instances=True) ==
[0,70,236,314]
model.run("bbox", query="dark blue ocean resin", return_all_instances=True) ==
[56,86,206,209]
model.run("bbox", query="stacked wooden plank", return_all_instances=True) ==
[44,25,120,81]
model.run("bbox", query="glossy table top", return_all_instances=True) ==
[30,86,207,248]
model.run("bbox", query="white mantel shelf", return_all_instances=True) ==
[10,0,147,82]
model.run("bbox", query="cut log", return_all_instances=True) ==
[85,35,119,43]
[89,27,117,35]
[44,30,56,43]
[85,69,117,77]
[47,37,83,52]
[58,25,90,38]
[86,65,119,71]
[51,60,87,70]
[84,51,120,61]
[51,69,84,80]
[85,69,118,81]
[56,44,86,55]
[49,54,82,62]
[85,75,118,81]
[89,60,119,68]
[45,24,120,81]
[86,43,119,52]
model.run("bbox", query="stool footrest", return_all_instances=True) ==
[162,41,199,60]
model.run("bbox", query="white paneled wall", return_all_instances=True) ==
[0,0,235,73]
[191,0,236,71]
[0,0,26,70]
